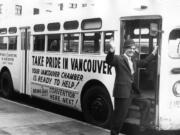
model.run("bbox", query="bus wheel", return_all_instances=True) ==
[82,86,113,128]
[0,72,13,98]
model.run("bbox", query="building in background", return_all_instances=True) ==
[0,0,95,20]
[0,0,23,19]
[1,0,170,20]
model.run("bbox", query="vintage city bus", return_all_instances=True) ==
[0,2,180,131]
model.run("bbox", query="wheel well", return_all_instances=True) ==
[81,80,110,107]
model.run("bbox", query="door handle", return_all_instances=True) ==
[171,68,180,74]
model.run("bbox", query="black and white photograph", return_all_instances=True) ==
[0,0,180,135]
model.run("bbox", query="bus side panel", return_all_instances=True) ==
[0,35,22,93]
[29,53,115,110]
[158,32,180,130]
[7,51,22,92]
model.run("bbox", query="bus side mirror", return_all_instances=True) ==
[150,23,158,37]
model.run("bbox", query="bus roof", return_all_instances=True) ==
[1,2,180,33]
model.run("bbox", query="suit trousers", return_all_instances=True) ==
[110,97,132,135]
[110,94,151,135]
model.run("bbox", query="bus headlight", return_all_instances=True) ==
[173,81,180,97]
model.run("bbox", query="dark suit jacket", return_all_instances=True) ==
[105,51,155,98]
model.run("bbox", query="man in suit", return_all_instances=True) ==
[106,38,158,135]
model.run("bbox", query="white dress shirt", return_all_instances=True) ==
[124,54,134,75]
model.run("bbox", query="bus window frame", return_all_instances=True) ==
[81,31,102,55]
[47,34,61,53]
[103,31,114,54]
[8,36,17,51]
[0,36,8,50]
[62,32,80,54]
[33,34,46,52]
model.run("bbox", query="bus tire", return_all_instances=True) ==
[82,86,113,128]
[0,71,14,98]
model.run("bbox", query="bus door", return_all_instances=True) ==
[20,27,30,95]
[120,16,162,129]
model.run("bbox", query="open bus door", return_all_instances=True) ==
[20,27,30,95]
[120,16,162,129]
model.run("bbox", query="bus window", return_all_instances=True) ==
[63,33,79,53]
[104,32,114,53]
[134,28,149,35]
[0,37,7,50]
[47,34,60,52]
[134,38,149,55]
[9,27,17,34]
[82,32,101,54]
[81,18,102,30]
[47,22,60,31]
[8,36,17,50]
[33,35,45,51]
[169,29,180,58]
[133,28,150,56]
[0,28,7,34]
[34,24,45,32]
[64,20,79,30]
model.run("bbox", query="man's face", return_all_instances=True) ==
[124,45,136,57]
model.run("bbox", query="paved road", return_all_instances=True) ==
[1,96,179,135]
[0,97,115,135]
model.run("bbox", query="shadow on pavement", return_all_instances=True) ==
[122,123,180,135]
